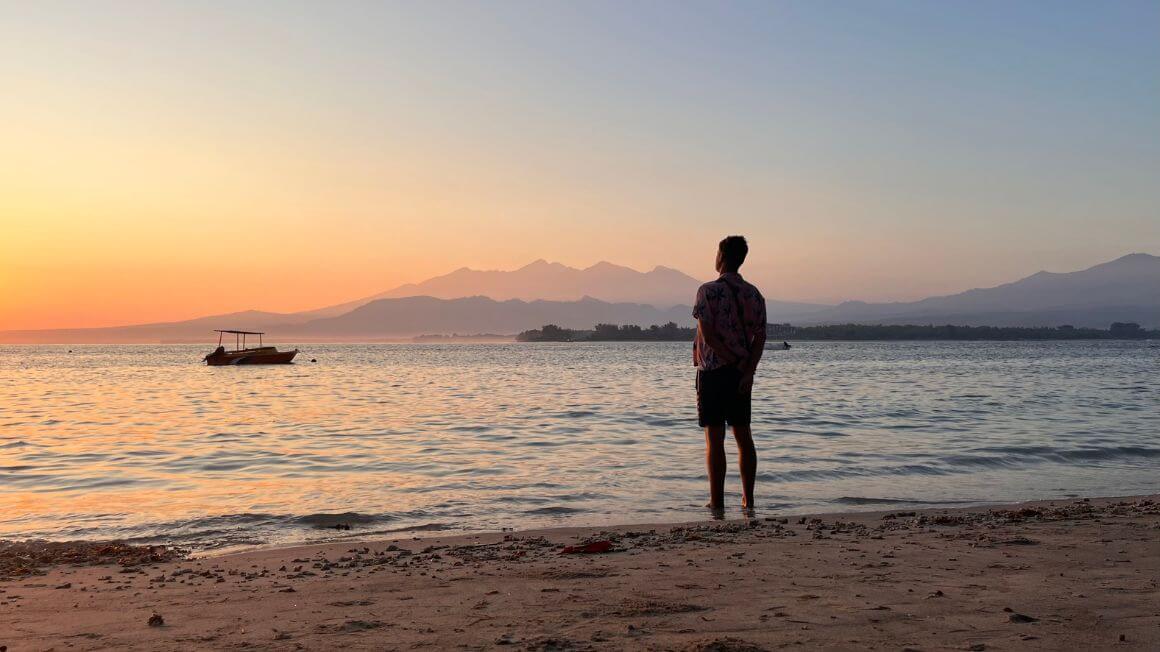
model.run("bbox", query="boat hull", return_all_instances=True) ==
[205,349,298,366]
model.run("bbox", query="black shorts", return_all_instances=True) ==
[696,366,751,427]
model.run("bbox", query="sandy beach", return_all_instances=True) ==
[2,496,1156,650]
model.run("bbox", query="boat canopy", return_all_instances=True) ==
[214,330,266,349]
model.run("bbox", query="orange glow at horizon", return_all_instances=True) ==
[4,4,1156,331]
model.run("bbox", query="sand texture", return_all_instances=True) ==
[2,496,1157,650]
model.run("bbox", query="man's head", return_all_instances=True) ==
[715,235,748,274]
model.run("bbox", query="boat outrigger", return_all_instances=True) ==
[204,330,298,365]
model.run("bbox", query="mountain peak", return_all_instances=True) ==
[1106,252,1158,265]
[366,259,704,307]
[584,261,637,274]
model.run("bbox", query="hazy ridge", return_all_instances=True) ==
[1,254,1156,343]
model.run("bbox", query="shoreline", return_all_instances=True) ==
[3,494,1157,650]
[3,492,1140,561]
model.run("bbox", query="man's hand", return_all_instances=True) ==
[738,370,754,394]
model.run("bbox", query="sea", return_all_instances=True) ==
[1,341,1157,551]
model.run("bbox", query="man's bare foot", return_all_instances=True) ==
[705,502,726,519]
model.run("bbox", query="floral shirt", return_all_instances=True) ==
[692,272,767,371]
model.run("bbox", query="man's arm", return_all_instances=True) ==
[738,298,767,393]
[738,328,766,392]
[698,317,742,366]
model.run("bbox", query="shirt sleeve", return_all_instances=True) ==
[692,284,708,320]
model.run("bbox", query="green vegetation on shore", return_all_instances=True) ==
[518,322,694,342]
[517,322,1158,342]
[769,322,1158,340]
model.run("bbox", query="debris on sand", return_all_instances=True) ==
[560,541,613,555]
[0,541,181,581]
[147,613,165,627]
[686,637,769,652]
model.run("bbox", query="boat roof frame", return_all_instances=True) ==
[215,329,265,350]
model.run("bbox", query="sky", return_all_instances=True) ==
[2,1,1158,329]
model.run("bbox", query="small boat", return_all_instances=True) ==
[204,330,298,366]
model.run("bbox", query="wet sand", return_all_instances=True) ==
[2,495,1157,650]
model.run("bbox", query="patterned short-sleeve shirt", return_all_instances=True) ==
[692,272,767,371]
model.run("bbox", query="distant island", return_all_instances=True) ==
[518,322,1159,342]
[517,322,693,342]
[769,322,1158,341]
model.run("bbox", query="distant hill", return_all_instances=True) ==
[796,253,1160,328]
[0,297,696,343]
[2,253,1155,343]
[289,260,708,318]
[309,259,827,319]
[295,296,694,338]
[374,260,701,307]
[0,310,305,345]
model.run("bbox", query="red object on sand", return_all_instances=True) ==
[559,540,613,554]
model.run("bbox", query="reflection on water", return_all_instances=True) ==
[1,341,1157,549]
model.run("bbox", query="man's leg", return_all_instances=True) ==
[732,425,757,509]
[704,425,727,510]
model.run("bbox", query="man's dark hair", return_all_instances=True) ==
[718,235,748,272]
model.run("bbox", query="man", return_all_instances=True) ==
[693,235,767,512]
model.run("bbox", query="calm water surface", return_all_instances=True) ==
[1,341,1157,549]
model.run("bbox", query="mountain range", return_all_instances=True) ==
[305,259,823,318]
[792,253,1160,328]
[1,254,1156,343]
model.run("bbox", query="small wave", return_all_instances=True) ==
[368,522,454,535]
[758,464,950,483]
[524,506,585,515]
[448,425,492,433]
[759,444,1160,484]
[833,496,973,506]
[294,512,388,528]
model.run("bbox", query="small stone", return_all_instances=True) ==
[147,613,165,627]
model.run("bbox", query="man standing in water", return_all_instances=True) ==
[693,236,767,512]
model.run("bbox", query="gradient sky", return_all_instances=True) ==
[2,1,1158,329]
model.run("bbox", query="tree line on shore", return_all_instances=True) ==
[517,322,695,342]
[516,321,1159,342]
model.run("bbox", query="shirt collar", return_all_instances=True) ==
[718,271,743,281]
